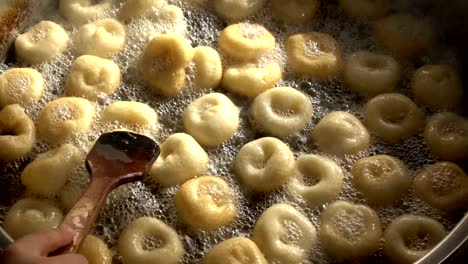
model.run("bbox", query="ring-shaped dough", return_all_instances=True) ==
[383,214,446,264]
[75,18,126,58]
[0,104,35,161]
[59,0,113,24]
[37,97,95,144]
[339,0,389,19]
[411,64,463,110]
[0,68,44,107]
[250,87,313,138]
[414,162,468,212]
[204,237,267,264]
[222,62,282,97]
[352,155,411,205]
[118,217,185,264]
[66,55,121,100]
[374,13,434,58]
[183,93,239,147]
[344,51,401,96]
[287,32,342,79]
[424,112,468,161]
[253,203,317,264]
[15,21,69,64]
[174,176,237,231]
[150,133,209,187]
[288,154,343,207]
[21,144,83,196]
[101,101,158,129]
[364,93,425,142]
[3,198,63,239]
[319,200,382,262]
[213,0,266,20]
[235,137,296,192]
[118,0,165,21]
[219,23,275,61]
[79,235,112,264]
[271,0,320,24]
[312,111,370,156]
[192,46,223,89]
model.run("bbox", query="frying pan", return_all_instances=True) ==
[0,0,467,263]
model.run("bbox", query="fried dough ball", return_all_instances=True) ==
[59,0,113,24]
[0,68,44,107]
[101,101,158,129]
[118,0,165,21]
[192,46,223,89]
[0,104,35,160]
[287,32,342,79]
[204,237,267,264]
[344,51,401,96]
[213,0,266,20]
[175,176,237,231]
[411,64,463,110]
[15,21,69,64]
[150,133,209,186]
[79,235,112,264]
[271,0,320,24]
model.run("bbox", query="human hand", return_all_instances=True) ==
[0,225,88,264]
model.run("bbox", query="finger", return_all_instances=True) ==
[15,225,76,255]
[42,253,89,264]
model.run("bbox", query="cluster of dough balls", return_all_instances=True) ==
[205,237,267,264]
[118,217,184,264]
[288,154,343,207]
[139,33,193,96]
[0,68,44,107]
[15,20,69,64]
[235,137,296,192]
[3,198,63,239]
[0,104,36,160]
[21,144,83,196]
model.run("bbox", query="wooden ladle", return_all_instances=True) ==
[57,131,160,254]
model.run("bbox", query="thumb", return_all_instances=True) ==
[45,253,89,264]
[15,225,76,255]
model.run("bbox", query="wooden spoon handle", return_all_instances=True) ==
[57,177,112,254]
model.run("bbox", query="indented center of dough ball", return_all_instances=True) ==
[0,127,15,136]
[51,103,79,121]
[361,163,390,181]
[142,235,164,251]
[440,122,467,137]
[301,172,320,186]
[304,40,325,59]
[430,69,450,83]
[431,169,463,196]
[199,184,227,205]
[364,57,387,70]
[404,232,432,251]
[279,219,303,245]
[270,95,300,117]
[381,107,408,124]
[7,74,32,93]
[240,23,266,39]
[31,28,49,43]
[332,209,366,240]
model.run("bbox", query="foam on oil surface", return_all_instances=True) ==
[0,0,464,263]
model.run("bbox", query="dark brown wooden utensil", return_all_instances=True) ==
[57,131,159,254]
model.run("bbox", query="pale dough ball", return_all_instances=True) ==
[339,0,389,19]
[101,101,158,129]
[424,112,468,161]
[0,104,35,161]
[21,144,83,196]
[320,200,382,262]
[235,137,296,192]
[15,21,69,64]
[219,23,275,60]
[3,198,63,239]
[59,0,113,24]
[222,62,282,97]
[287,32,342,79]
[118,0,165,21]
[288,154,343,207]
[66,55,121,100]
[192,46,223,89]
[411,64,463,110]
[150,133,209,187]
[75,18,126,58]
[183,93,239,146]
[344,51,401,97]
[352,155,411,205]
[312,111,370,156]
[374,13,434,58]
[139,33,193,96]
[414,162,468,212]
[37,97,95,144]
[214,0,266,20]
[250,87,313,138]
[364,93,425,142]
[253,203,317,264]
[204,237,267,264]
[384,214,446,264]
[0,68,44,107]
[175,176,237,230]
[271,0,320,24]
[79,235,112,264]
[118,217,185,264]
